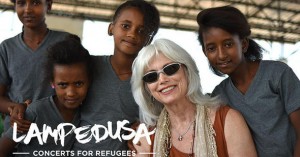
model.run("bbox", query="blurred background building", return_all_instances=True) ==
[0,0,299,93]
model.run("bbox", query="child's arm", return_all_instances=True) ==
[290,109,300,157]
[0,85,19,114]
[0,136,17,157]
[0,85,31,133]
[8,102,31,133]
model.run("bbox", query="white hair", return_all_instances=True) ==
[131,38,220,126]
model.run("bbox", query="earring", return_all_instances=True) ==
[51,84,55,89]
[151,96,155,103]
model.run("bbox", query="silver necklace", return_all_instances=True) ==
[176,120,195,141]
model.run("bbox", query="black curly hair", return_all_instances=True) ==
[45,34,93,82]
[112,0,160,44]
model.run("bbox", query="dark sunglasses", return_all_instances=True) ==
[143,63,181,83]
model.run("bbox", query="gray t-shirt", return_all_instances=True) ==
[72,56,139,156]
[212,60,300,157]
[0,30,69,131]
[4,96,80,156]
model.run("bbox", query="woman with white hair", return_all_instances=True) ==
[131,39,257,157]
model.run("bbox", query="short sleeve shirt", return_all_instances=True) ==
[212,60,300,157]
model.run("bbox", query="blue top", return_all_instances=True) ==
[0,30,69,131]
[72,56,139,156]
[4,96,80,156]
[212,60,300,157]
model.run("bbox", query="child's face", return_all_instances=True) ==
[202,27,247,75]
[52,63,89,110]
[109,7,149,56]
[15,0,50,29]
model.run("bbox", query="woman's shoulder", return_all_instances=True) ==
[216,105,231,114]
[224,107,242,119]
[220,106,247,129]
[211,105,243,124]
[209,105,231,122]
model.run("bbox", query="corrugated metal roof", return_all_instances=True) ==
[0,0,299,43]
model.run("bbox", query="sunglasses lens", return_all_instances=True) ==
[143,63,181,83]
[164,64,180,75]
[143,72,158,83]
